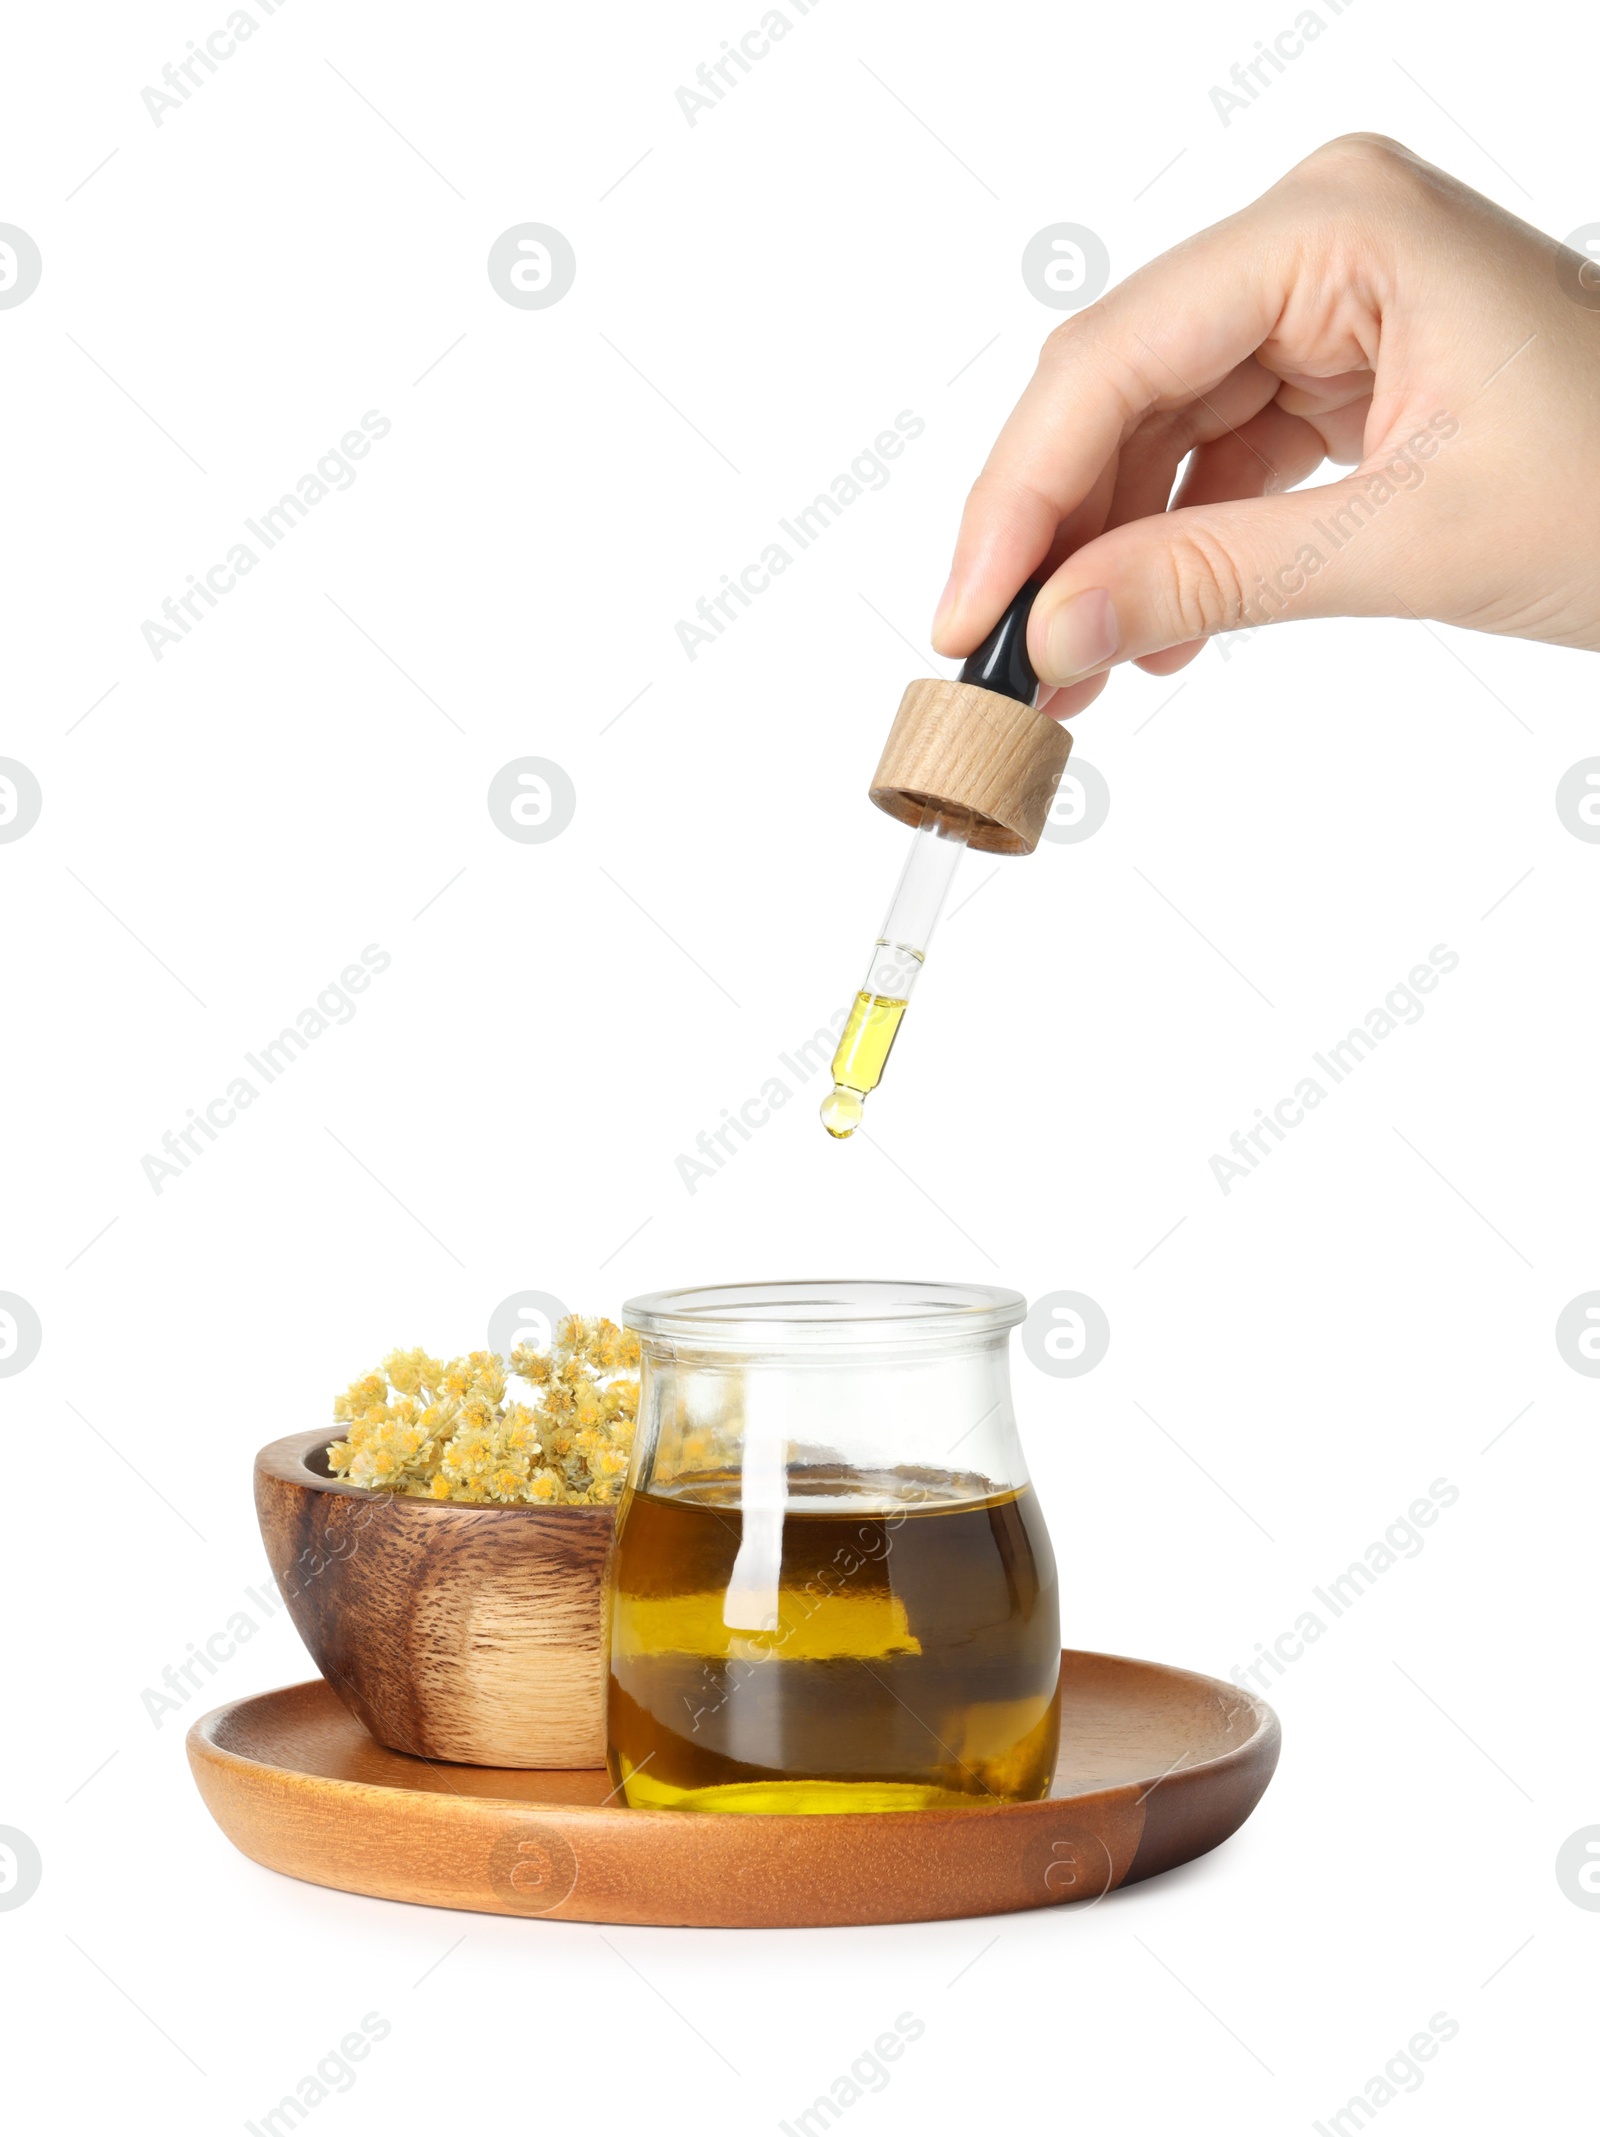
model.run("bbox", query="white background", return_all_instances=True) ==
[2,0,1596,2130]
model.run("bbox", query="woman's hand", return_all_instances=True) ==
[932,135,1600,715]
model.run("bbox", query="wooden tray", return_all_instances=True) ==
[188,1652,1278,1928]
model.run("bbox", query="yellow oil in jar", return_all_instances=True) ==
[605,1467,1061,1812]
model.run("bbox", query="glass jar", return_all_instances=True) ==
[604,1281,1060,1813]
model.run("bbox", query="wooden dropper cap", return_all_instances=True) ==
[869,581,1072,856]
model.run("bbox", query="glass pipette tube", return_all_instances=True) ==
[818,805,970,1138]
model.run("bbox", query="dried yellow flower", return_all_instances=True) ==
[326,1314,639,1507]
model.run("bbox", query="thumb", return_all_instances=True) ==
[1025,456,1450,682]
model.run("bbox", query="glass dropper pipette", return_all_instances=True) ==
[818,806,969,1138]
[819,582,1046,1140]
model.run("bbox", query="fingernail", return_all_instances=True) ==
[931,574,958,642]
[1043,589,1118,681]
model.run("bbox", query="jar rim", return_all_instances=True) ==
[622,1280,1025,1349]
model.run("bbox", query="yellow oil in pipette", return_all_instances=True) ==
[819,812,965,1139]
[819,986,912,1138]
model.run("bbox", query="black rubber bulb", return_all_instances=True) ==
[957,580,1041,707]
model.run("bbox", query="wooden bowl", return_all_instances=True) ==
[254,1429,614,1768]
